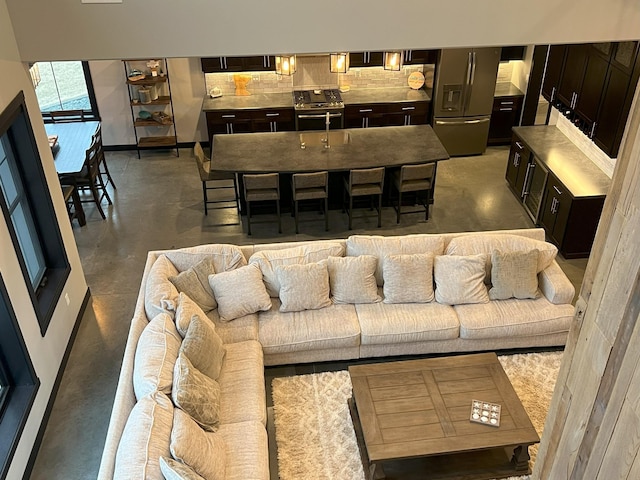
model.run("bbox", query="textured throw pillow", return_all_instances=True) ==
[170,409,226,480]
[172,352,221,432]
[434,254,489,305]
[346,234,445,286]
[445,233,558,282]
[169,257,217,312]
[489,249,540,300]
[327,255,381,304]
[180,315,225,381]
[275,262,332,312]
[114,391,173,479]
[175,292,214,338]
[133,313,182,400]
[165,244,246,274]
[144,254,180,319]
[248,242,345,297]
[160,457,205,480]
[383,253,435,303]
[208,263,272,321]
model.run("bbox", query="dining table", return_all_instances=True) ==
[45,120,100,174]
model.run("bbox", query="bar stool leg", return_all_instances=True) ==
[294,199,299,234]
[397,190,402,224]
[348,195,353,230]
[247,201,252,235]
[277,199,282,234]
[378,193,382,228]
[202,181,208,215]
[324,196,329,231]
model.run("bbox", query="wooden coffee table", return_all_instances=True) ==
[348,352,539,480]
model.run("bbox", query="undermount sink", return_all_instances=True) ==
[299,131,351,148]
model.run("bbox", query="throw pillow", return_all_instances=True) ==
[144,254,179,319]
[248,242,345,297]
[113,391,173,479]
[169,257,217,312]
[382,253,435,303]
[172,352,221,432]
[165,244,246,274]
[208,263,272,322]
[434,254,489,305]
[346,234,445,286]
[170,409,226,480]
[133,313,182,400]
[275,262,331,312]
[160,457,205,480]
[489,249,540,300]
[175,292,214,339]
[180,315,225,381]
[327,255,381,304]
[445,233,558,282]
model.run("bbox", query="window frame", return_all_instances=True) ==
[36,61,100,123]
[0,91,71,336]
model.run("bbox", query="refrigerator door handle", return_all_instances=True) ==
[435,118,490,126]
[470,51,477,86]
[466,52,473,86]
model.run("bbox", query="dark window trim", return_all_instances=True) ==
[0,91,71,336]
[39,61,100,123]
[0,272,40,479]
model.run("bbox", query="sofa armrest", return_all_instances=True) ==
[538,261,575,305]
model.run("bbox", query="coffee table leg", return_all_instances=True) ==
[370,462,386,479]
[349,398,386,480]
[511,444,531,471]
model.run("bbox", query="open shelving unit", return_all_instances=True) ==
[123,58,179,158]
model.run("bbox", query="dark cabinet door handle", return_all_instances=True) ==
[553,185,563,195]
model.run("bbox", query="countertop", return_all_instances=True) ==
[211,124,449,173]
[513,126,611,197]
[202,87,431,112]
[494,82,524,97]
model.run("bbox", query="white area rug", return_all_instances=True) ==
[271,351,562,480]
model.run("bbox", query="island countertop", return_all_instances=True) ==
[211,124,449,173]
[513,126,611,197]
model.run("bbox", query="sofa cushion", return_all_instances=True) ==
[164,244,246,274]
[170,409,226,480]
[133,312,181,400]
[180,315,225,381]
[248,242,344,297]
[356,301,459,345]
[327,255,381,304]
[218,340,267,426]
[275,262,331,312]
[175,292,214,338]
[217,421,269,480]
[206,310,260,344]
[346,234,445,286]
[209,264,272,321]
[172,352,221,432]
[160,457,205,480]
[114,391,173,479]
[445,233,558,282]
[383,253,435,303]
[434,254,489,305]
[145,254,179,319]
[455,296,574,339]
[489,249,540,300]
[258,300,361,355]
[169,257,217,312]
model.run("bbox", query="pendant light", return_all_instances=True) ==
[275,55,296,75]
[383,51,403,71]
[330,53,349,73]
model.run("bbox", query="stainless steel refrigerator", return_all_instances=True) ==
[432,47,500,156]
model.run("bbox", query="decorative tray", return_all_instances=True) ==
[470,399,501,427]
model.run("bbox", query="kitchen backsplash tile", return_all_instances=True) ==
[204,55,432,96]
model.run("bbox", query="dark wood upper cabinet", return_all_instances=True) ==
[349,52,384,67]
[201,56,275,73]
[557,44,589,107]
[611,41,639,73]
[574,50,609,124]
[592,65,633,157]
[500,46,526,61]
[541,45,567,102]
[403,49,438,65]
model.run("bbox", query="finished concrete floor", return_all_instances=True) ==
[27,145,587,479]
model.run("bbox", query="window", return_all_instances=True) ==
[0,91,70,336]
[32,61,99,122]
[0,272,40,479]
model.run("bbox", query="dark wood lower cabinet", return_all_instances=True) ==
[205,108,295,143]
[489,96,524,145]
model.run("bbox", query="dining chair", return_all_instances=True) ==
[291,171,329,234]
[391,162,436,223]
[194,142,239,218]
[343,167,385,229]
[60,139,112,219]
[243,173,281,235]
[92,123,117,190]
[50,110,86,123]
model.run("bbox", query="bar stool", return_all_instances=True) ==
[194,142,239,220]
[243,173,281,235]
[343,167,385,230]
[392,162,436,223]
[291,171,329,234]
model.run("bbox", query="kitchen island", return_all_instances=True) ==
[211,124,449,212]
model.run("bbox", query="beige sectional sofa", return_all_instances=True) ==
[98,228,575,480]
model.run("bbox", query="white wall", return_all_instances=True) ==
[0,1,88,478]
[6,0,640,62]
